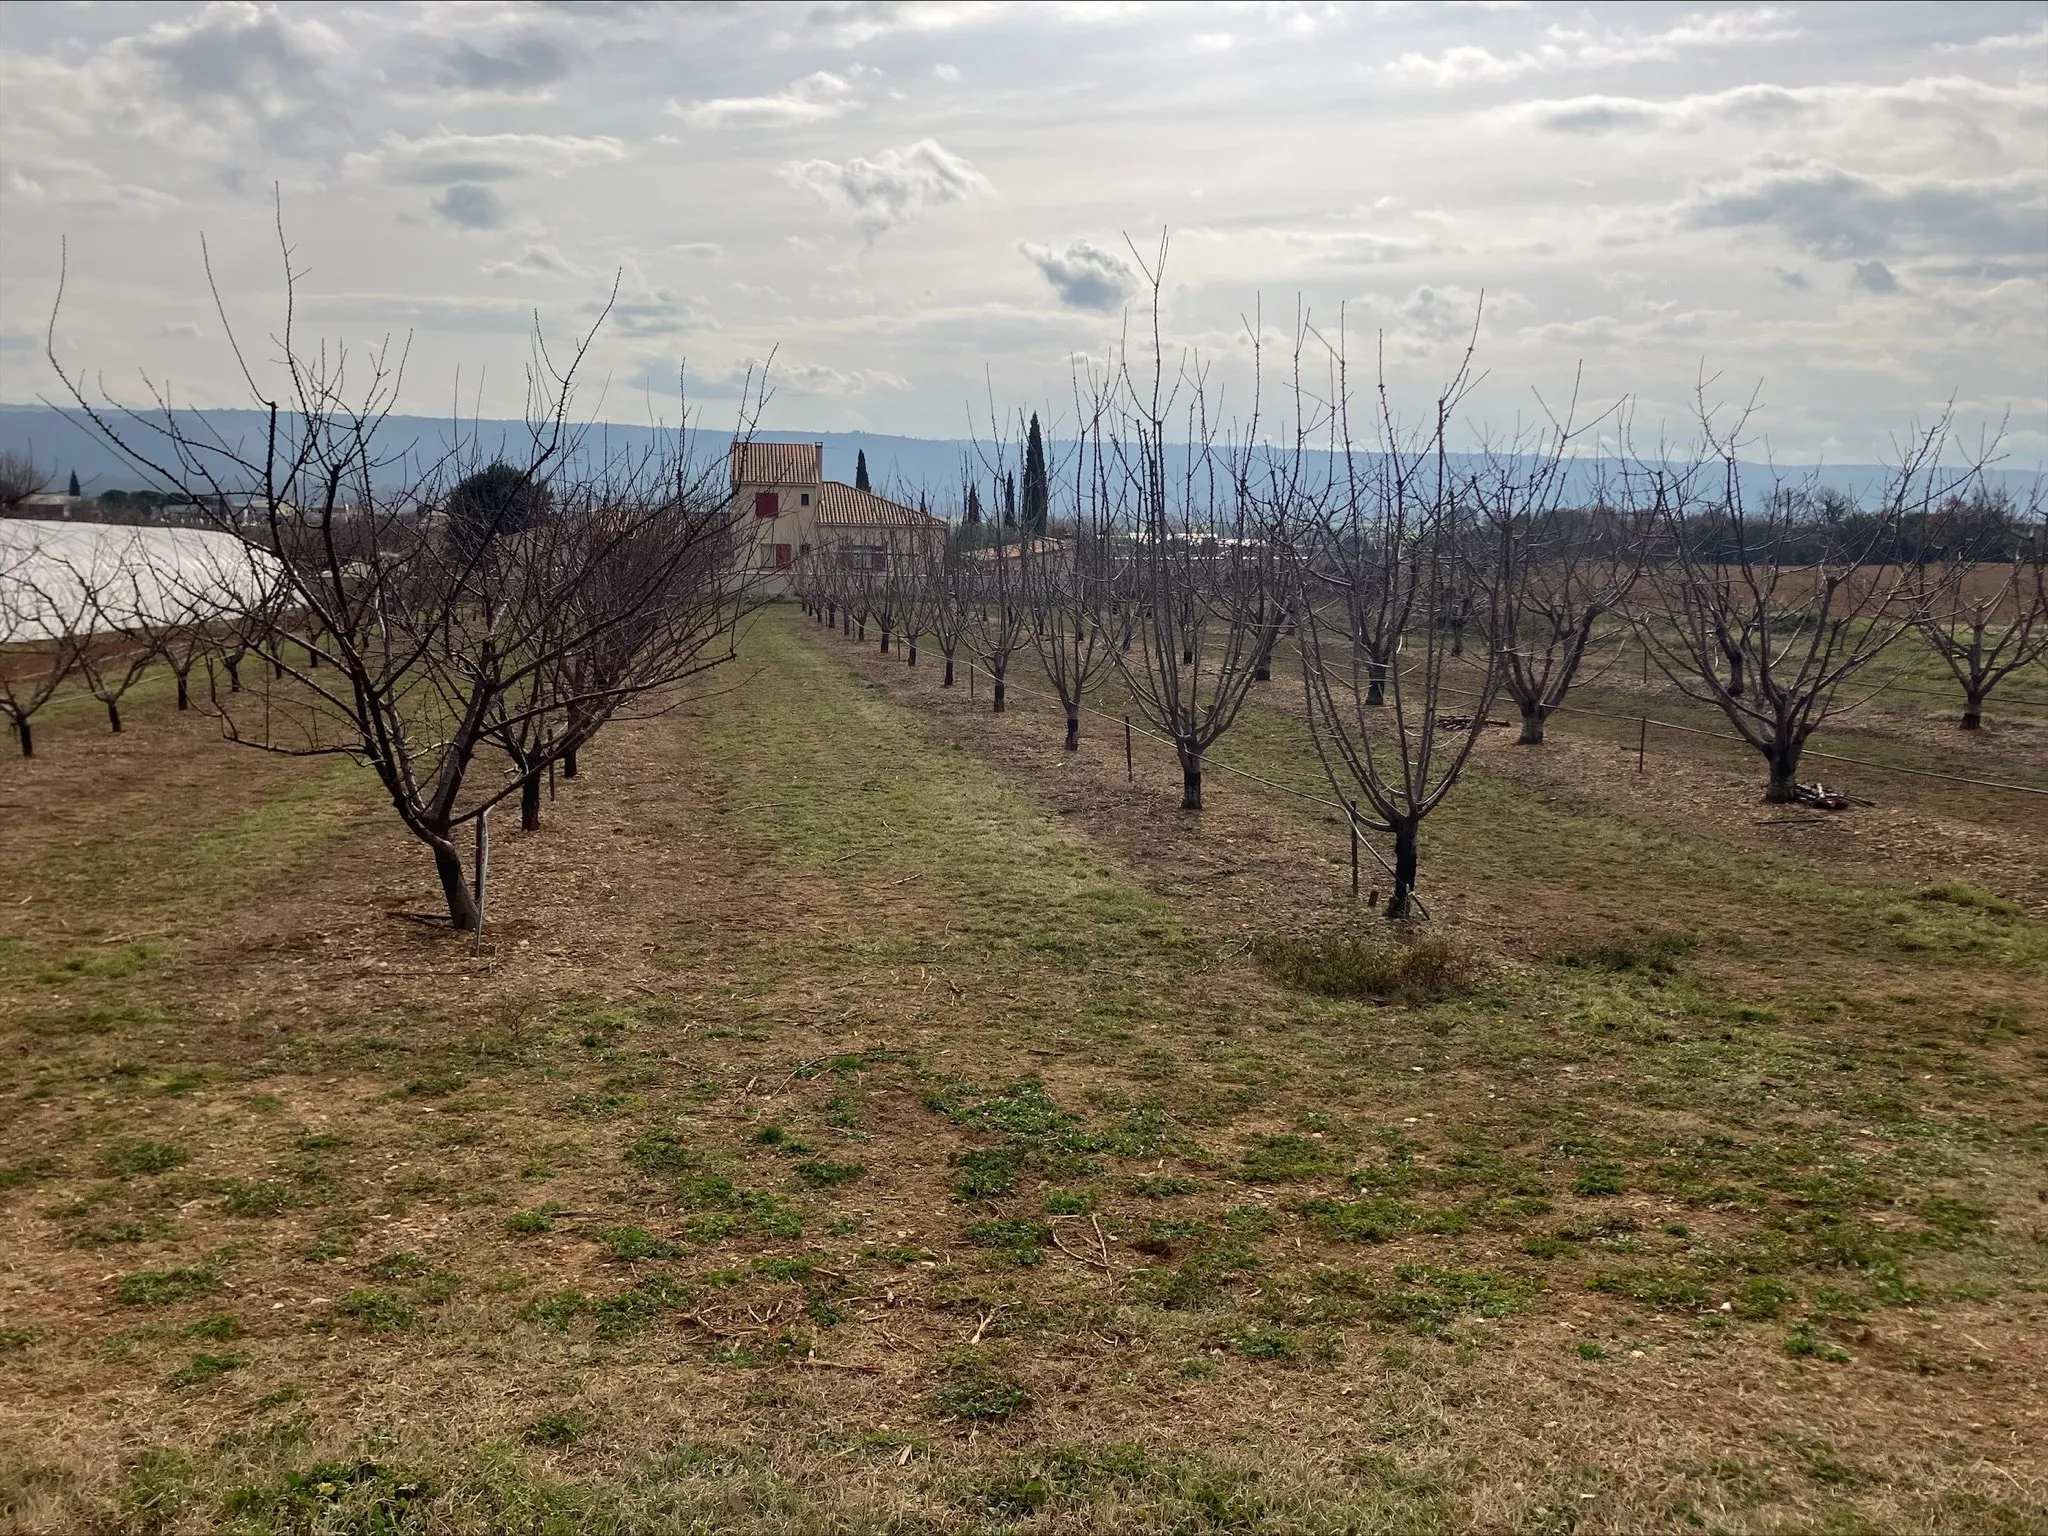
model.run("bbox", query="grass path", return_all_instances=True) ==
[0,609,2040,1534]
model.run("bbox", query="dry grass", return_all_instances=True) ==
[0,607,2042,1534]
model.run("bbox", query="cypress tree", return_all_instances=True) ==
[67,470,81,498]
[964,483,982,526]
[1002,472,1016,529]
[855,450,871,493]
[1022,414,1048,535]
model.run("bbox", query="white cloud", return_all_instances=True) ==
[440,35,572,95]
[1935,17,2048,54]
[669,72,857,129]
[782,139,994,236]
[799,2,1004,48]
[1682,159,2047,262]
[347,130,628,186]
[1021,240,1140,311]
[1388,5,1799,88]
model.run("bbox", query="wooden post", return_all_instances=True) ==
[1124,715,1133,782]
[969,662,975,700]
[1348,805,1359,901]
[472,808,491,955]
[1637,716,1647,773]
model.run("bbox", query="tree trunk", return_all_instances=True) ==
[880,626,890,654]
[14,719,30,758]
[521,771,542,832]
[225,656,241,692]
[1517,702,1546,745]
[1386,818,1419,919]
[908,638,918,665]
[176,676,190,711]
[1178,744,1203,811]
[857,620,866,642]
[1764,742,1802,803]
[1253,618,1279,682]
[432,839,480,930]
[272,655,284,680]
[106,700,121,734]
[1960,688,1984,730]
[1065,706,1079,751]
[563,747,579,780]
[993,671,1006,713]
[1365,658,1387,708]
[1724,648,1744,699]
[943,656,955,687]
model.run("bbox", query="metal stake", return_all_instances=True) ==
[1124,715,1133,781]
[1637,715,1648,773]
[472,809,490,955]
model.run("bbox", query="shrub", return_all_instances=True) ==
[1255,931,1475,1004]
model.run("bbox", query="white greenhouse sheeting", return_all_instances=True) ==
[0,519,282,644]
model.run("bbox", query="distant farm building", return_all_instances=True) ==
[729,442,944,591]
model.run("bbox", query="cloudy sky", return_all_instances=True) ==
[2,1,2044,463]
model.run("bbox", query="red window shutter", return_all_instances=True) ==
[775,543,792,569]
[755,490,779,519]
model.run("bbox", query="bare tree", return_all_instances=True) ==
[70,562,159,733]
[1909,491,2047,730]
[1295,316,1507,919]
[0,532,86,757]
[916,517,969,686]
[0,450,50,511]
[50,224,761,928]
[1084,241,1273,809]
[1633,397,1974,801]
[1020,416,1118,749]
[1470,413,1642,744]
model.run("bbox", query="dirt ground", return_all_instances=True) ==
[1,610,2043,1535]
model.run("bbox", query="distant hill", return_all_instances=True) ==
[2,403,2034,511]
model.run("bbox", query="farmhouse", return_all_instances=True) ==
[729,441,944,591]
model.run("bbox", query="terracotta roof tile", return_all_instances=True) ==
[729,441,822,486]
[813,482,946,528]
